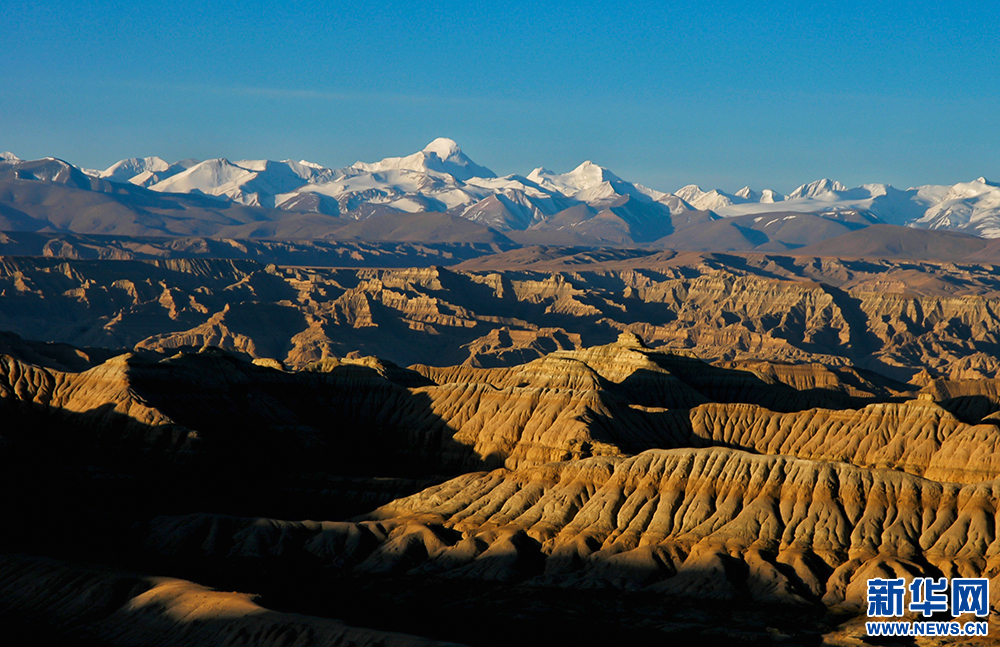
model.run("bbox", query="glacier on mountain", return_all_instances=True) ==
[17,139,1000,239]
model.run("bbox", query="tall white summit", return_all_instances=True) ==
[422,137,463,160]
[352,138,496,181]
[527,161,623,197]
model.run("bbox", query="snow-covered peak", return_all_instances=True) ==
[148,157,326,203]
[233,158,330,182]
[917,178,1000,213]
[527,161,621,196]
[100,156,171,183]
[673,185,741,211]
[466,173,559,199]
[938,178,999,201]
[233,159,269,172]
[912,178,1000,236]
[571,160,622,183]
[13,140,1000,240]
[674,185,708,203]
[10,157,88,186]
[352,138,495,181]
[98,156,200,187]
[423,137,461,160]
[526,161,671,205]
[760,189,784,203]
[788,178,848,200]
[858,183,890,198]
[151,158,255,195]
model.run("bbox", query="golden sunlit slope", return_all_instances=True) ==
[140,445,1000,612]
[4,334,1000,481]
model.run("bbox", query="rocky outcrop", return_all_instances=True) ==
[139,446,1000,611]
[2,255,1000,379]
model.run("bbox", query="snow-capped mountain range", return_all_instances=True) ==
[680,178,1000,238]
[3,139,999,239]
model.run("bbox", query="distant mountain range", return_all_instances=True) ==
[1,139,999,248]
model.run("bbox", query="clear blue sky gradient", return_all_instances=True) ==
[2,0,997,193]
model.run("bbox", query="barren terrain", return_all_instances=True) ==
[3,245,1000,645]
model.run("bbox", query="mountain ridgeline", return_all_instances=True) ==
[3,141,1000,249]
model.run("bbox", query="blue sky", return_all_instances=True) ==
[2,0,997,192]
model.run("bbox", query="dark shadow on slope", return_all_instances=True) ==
[0,351,491,564]
[109,524,844,647]
[0,330,121,371]
[581,402,771,458]
[935,395,1000,424]
[113,349,488,478]
[627,356,894,412]
[817,283,884,358]
[0,551,843,647]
